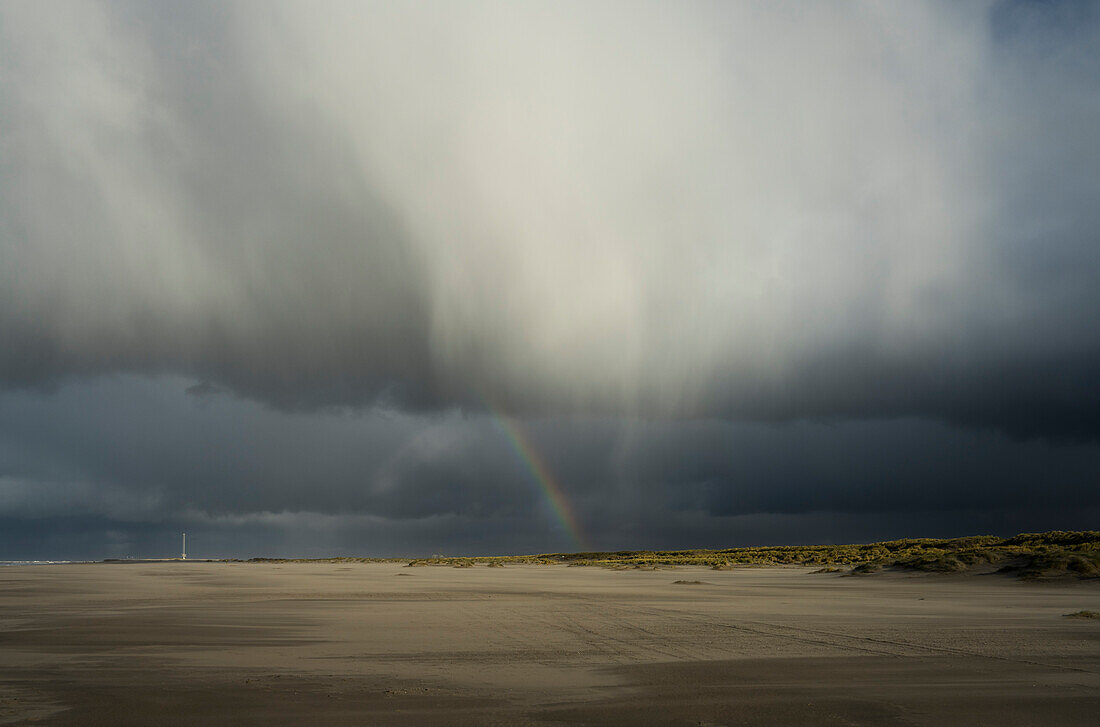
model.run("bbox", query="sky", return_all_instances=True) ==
[1,0,1098,559]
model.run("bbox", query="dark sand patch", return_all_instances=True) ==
[1065,610,1100,619]
[536,656,1100,727]
[15,669,504,727]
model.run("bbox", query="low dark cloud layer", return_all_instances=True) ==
[1,2,1098,557]
[0,377,1097,558]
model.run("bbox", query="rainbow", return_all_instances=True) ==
[485,409,589,552]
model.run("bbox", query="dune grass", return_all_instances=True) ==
[245,530,1100,580]
[1064,610,1100,619]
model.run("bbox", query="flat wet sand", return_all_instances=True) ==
[0,562,1097,725]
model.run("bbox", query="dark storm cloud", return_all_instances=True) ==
[0,377,1097,558]
[1,2,1099,559]
[0,378,538,522]
[0,1,1098,437]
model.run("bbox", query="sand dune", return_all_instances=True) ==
[0,562,1097,725]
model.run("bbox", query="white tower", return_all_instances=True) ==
[182,532,187,560]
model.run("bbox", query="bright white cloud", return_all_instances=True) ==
[1,1,1097,430]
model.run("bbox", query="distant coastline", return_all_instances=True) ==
[5,530,1097,579]
[0,561,83,566]
[163,530,1100,581]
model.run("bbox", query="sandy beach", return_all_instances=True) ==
[0,562,1097,725]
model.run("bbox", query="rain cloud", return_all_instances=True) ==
[1,1,1098,557]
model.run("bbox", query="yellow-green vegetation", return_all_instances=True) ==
[531,531,1100,580]
[1064,610,1100,619]
[246,531,1099,580]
